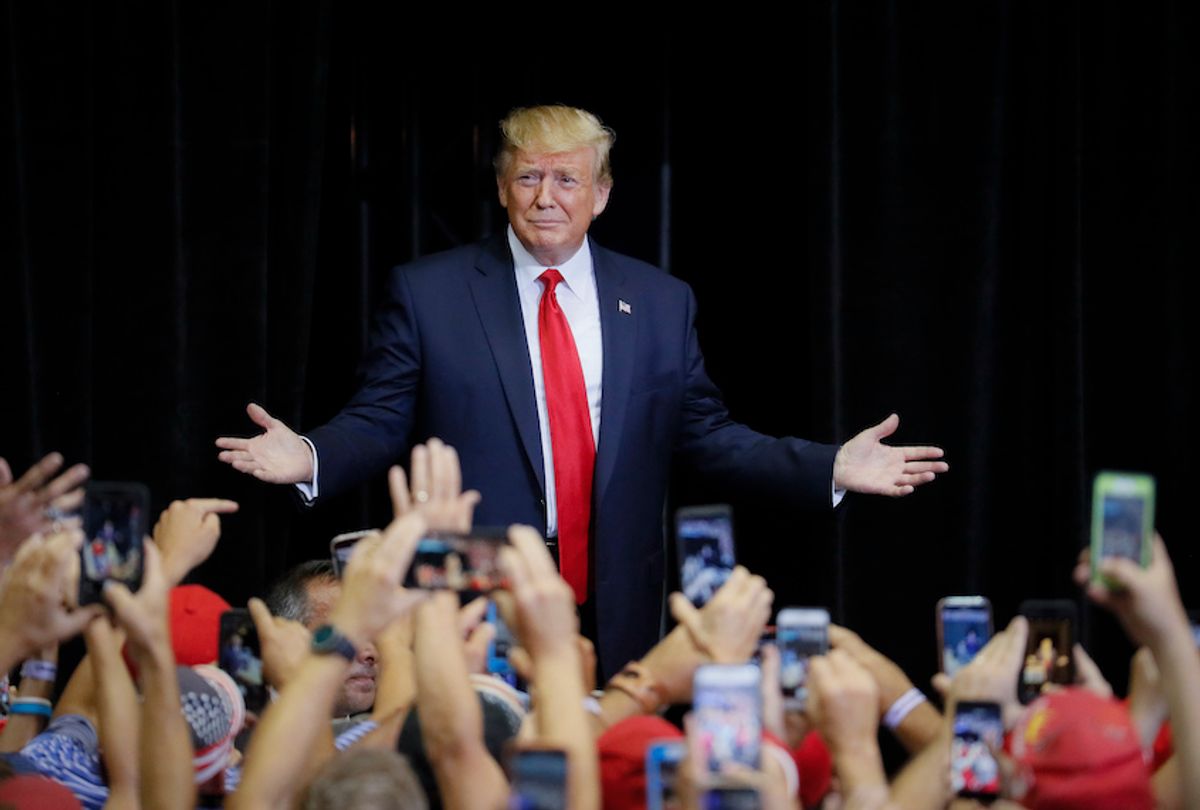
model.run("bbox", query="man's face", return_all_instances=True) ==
[497,146,611,267]
[304,579,378,717]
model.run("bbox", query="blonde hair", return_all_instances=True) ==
[494,105,616,186]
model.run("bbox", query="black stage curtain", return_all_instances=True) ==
[3,4,1196,723]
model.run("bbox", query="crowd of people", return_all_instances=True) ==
[0,444,1195,809]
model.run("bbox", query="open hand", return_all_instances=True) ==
[833,413,948,497]
[0,453,90,558]
[215,403,312,485]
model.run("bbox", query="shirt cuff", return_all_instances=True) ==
[295,436,319,504]
[832,482,846,508]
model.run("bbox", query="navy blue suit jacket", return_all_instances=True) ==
[307,236,839,674]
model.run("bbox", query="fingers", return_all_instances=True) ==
[901,447,946,462]
[215,437,251,451]
[1073,643,1113,698]
[930,672,951,699]
[902,460,948,474]
[409,444,431,504]
[458,595,489,635]
[375,511,427,582]
[248,597,274,638]
[184,498,240,514]
[49,488,85,515]
[14,452,64,493]
[39,463,90,504]
[669,591,702,635]
[896,472,937,487]
[506,524,558,579]
[246,402,277,430]
[0,457,11,486]
[388,466,412,518]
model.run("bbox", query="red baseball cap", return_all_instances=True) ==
[1009,688,1153,810]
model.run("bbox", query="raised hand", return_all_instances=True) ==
[0,529,104,664]
[153,498,239,586]
[832,413,948,497]
[387,438,481,532]
[669,566,773,663]
[0,453,90,557]
[215,403,313,485]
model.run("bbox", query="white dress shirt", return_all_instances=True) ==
[508,226,603,537]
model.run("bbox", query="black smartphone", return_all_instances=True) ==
[79,482,150,606]
[218,609,267,714]
[330,529,376,577]
[702,788,762,810]
[404,529,507,592]
[951,701,1003,802]
[937,596,993,677]
[507,748,568,810]
[676,504,736,607]
[1018,599,1077,704]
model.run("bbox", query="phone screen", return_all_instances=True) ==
[692,665,762,774]
[777,609,829,706]
[403,530,507,592]
[1091,472,1155,579]
[1019,603,1076,704]
[219,609,267,714]
[676,506,735,607]
[940,602,992,676]
[951,701,1002,800]
[646,739,686,810]
[509,749,567,810]
[79,483,149,605]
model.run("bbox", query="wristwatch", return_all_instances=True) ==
[311,624,357,662]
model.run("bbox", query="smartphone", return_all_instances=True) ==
[645,739,686,810]
[937,596,993,676]
[404,529,508,591]
[692,664,762,776]
[507,748,568,810]
[487,600,524,691]
[1189,610,1200,647]
[1018,599,1077,704]
[951,701,1003,802]
[676,505,736,607]
[776,608,829,708]
[330,529,376,577]
[79,482,150,606]
[1090,472,1155,585]
[218,609,267,714]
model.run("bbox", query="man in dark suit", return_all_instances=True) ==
[217,106,948,674]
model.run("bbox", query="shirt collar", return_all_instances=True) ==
[507,225,594,304]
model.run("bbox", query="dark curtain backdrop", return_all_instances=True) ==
[3,3,1197,726]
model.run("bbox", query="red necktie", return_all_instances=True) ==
[537,268,594,604]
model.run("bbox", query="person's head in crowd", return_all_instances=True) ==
[265,559,378,717]
[301,748,427,810]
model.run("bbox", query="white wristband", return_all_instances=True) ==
[883,687,927,730]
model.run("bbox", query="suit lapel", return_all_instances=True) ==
[467,238,545,495]
[593,242,636,511]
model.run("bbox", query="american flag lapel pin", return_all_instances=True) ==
[618,299,632,315]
